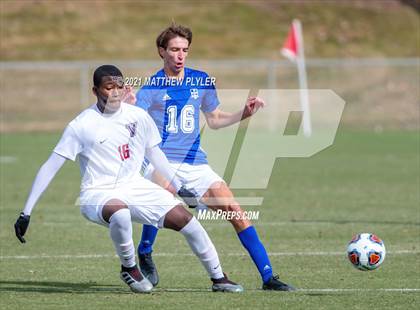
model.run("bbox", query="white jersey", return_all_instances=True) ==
[54,102,161,191]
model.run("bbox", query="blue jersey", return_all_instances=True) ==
[135,67,220,164]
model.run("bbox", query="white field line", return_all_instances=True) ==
[299,288,420,293]
[1,250,419,260]
[37,221,420,226]
[157,288,420,293]
[0,156,17,164]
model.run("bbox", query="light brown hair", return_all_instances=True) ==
[156,24,192,58]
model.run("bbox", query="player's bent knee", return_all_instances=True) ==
[163,204,193,231]
[108,207,131,229]
[102,199,128,223]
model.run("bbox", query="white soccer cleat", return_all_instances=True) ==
[120,265,153,293]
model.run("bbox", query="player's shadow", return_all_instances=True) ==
[0,280,128,294]
[155,287,212,293]
[0,281,213,294]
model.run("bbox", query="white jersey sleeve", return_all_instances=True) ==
[53,124,83,161]
[144,112,162,148]
[22,152,67,215]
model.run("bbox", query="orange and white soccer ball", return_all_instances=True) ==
[347,233,386,271]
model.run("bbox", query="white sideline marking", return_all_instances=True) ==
[1,250,418,260]
[39,221,420,227]
[0,156,17,164]
[300,288,420,293]
[158,288,420,293]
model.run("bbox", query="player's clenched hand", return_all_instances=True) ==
[242,96,265,119]
[14,212,30,243]
[122,86,136,105]
[178,186,199,208]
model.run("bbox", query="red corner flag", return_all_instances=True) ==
[281,19,312,137]
[281,21,298,62]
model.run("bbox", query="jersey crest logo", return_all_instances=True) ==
[125,122,137,137]
[162,93,172,101]
[190,88,199,100]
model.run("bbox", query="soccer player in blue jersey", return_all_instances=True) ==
[134,24,295,291]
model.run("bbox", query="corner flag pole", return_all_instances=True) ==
[281,19,312,137]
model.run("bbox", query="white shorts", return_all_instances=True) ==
[143,162,224,199]
[79,178,182,228]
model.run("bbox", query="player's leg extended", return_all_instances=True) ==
[201,182,294,291]
[102,199,153,293]
[163,204,243,292]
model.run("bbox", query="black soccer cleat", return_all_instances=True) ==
[120,265,153,293]
[262,275,296,291]
[139,252,159,287]
[211,273,243,292]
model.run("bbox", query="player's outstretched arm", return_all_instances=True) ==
[145,145,198,208]
[14,152,67,243]
[204,96,265,129]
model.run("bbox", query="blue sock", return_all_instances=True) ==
[138,225,159,255]
[238,226,273,283]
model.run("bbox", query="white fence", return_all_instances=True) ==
[0,58,418,132]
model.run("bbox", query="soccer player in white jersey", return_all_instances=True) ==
[14,65,243,293]
[133,24,295,291]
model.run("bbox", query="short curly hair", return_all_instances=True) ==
[93,65,123,87]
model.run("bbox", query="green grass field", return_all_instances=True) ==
[1,1,418,60]
[0,130,419,309]
[1,1,418,308]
